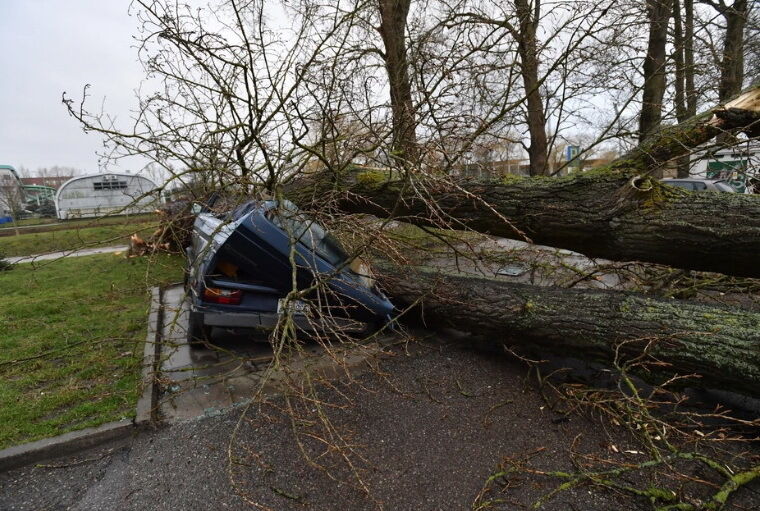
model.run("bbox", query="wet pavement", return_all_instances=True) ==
[4,337,759,511]
[157,285,393,421]
[423,236,623,290]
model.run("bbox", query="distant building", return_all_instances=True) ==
[20,175,72,189]
[55,173,160,220]
[457,159,530,178]
[689,142,760,193]
[23,185,56,207]
[0,164,25,221]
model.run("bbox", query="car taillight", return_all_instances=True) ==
[203,287,243,305]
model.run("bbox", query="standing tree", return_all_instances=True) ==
[378,0,418,164]
[0,172,26,236]
[672,0,698,176]
[703,0,749,101]
[700,0,749,147]
[639,0,673,143]
[513,0,548,176]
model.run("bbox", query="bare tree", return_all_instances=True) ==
[512,0,548,176]
[378,0,418,164]
[639,0,673,142]
[0,173,26,236]
[672,0,697,176]
[703,0,749,101]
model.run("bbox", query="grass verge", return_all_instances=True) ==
[0,220,157,257]
[0,253,184,449]
[0,214,155,230]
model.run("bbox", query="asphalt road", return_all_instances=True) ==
[3,337,758,511]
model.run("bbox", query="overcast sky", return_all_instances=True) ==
[0,1,144,174]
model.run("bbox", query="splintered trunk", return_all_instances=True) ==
[639,0,673,145]
[378,0,418,164]
[378,264,760,397]
[515,0,548,176]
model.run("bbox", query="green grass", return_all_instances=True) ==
[0,221,157,257]
[1,217,58,228]
[1,213,155,230]
[0,253,184,449]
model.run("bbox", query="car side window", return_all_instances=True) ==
[692,182,707,191]
[668,181,693,191]
[714,182,735,192]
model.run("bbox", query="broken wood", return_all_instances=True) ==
[377,263,760,397]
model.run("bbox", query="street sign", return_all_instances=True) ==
[565,145,581,167]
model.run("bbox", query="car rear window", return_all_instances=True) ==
[268,202,349,266]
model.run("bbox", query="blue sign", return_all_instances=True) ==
[565,145,580,161]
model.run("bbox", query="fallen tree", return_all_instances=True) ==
[378,263,760,397]
[288,85,760,277]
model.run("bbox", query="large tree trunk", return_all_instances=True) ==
[378,264,760,397]
[287,85,760,277]
[378,0,418,164]
[639,0,673,146]
[514,0,549,176]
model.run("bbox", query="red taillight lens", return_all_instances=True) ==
[203,287,242,305]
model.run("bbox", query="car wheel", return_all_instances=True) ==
[347,320,383,339]
[187,313,213,349]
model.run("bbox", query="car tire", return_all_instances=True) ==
[349,320,383,339]
[187,312,213,349]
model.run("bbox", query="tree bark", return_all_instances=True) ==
[640,0,674,145]
[378,0,418,164]
[514,0,549,176]
[684,0,697,116]
[702,0,748,145]
[717,0,748,102]
[378,264,760,397]
[287,85,760,277]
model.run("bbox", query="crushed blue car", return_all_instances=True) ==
[184,199,394,346]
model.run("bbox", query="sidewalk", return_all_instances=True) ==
[7,245,128,264]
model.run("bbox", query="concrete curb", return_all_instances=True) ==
[0,287,165,472]
[135,287,163,426]
[0,420,133,472]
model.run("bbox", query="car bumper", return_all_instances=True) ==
[196,309,368,333]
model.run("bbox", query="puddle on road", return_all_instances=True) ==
[157,285,392,421]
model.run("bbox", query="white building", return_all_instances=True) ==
[0,164,25,219]
[55,173,159,220]
[689,142,760,193]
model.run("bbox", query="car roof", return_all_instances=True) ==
[661,178,724,183]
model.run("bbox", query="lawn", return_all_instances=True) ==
[1,213,155,230]
[1,217,58,228]
[0,220,157,257]
[0,253,184,449]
